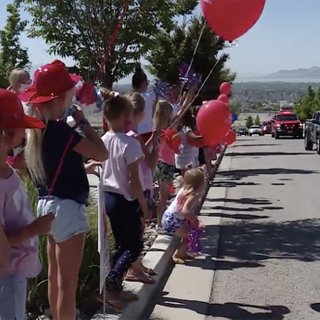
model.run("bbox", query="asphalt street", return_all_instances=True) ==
[207,135,320,320]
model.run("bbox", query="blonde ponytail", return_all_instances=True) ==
[24,105,47,186]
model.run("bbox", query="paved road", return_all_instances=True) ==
[208,135,320,320]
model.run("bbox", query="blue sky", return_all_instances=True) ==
[1,0,320,82]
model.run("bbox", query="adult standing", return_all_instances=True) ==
[132,66,157,142]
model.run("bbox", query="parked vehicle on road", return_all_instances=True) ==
[248,125,263,136]
[236,127,248,136]
[271,111,303,139]
[304,111,320,153]
[261,121,272,134]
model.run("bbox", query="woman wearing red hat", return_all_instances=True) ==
[22,60,108,320]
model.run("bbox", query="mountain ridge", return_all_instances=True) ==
[266,66,320,79]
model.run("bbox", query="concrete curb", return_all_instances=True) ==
[91,148,227,320]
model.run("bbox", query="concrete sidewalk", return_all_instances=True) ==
[150,153,233,320]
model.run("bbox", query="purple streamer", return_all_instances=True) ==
[188,225,203,253]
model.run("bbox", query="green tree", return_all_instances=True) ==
[146,16,236,101]
[20,0,196,88]
[229,101,240,115]
[246,115,253,128]
[294,85,317,121]
[254,114,261,125]
[0,1,30,88]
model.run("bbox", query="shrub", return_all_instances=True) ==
[23,177,115,314]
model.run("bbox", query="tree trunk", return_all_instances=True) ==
[103,62,114,89]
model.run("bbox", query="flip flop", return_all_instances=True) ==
[124,273,156,284]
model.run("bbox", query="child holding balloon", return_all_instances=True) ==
[175,110,204,178]
[153,100,175,233]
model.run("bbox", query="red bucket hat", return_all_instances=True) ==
[19,60,82,104]
[0,89,45,129]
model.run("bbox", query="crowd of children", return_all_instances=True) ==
[0,62,220,318]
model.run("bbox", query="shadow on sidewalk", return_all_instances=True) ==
[218,168,318,180]
[217,218,320,262]
[206,197,272,205]
[227,151,312,157]
[202,205,284,212]
[155,296,290,320]
[212,181,261,188]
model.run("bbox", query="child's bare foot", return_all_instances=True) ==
[125,271,156,284]
[172,255,186,264]
[181,252,195,260]
[119,291,139,301]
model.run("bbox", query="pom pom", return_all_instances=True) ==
[179,63,201,88]
[153,79,170,99]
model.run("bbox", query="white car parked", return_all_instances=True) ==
[248,125,263,136]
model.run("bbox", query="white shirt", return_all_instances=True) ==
[101,132,144,201]
[137,91,156,134]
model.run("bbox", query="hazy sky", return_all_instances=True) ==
[1,0,320,82]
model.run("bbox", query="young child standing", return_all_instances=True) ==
[23,60,108,320]
[125,92,160,284]
[175,110,203,177]
[153,100,175,233]
[0,89,54,320]
[100,89,151,310]
[162,167,205,264]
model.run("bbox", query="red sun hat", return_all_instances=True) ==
[19,60,82,104]
[0,89,45,129]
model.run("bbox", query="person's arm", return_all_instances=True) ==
[186,130,204,142]
[6,213,54,246]
[134,132,160,171]
[71,106,108,161]
[127,161,150,219]
[181,194,199,226]
[0,224,10,273]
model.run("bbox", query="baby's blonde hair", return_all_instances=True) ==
[153,100,173,129]
[9,68,29,89]
[125,92,145,116]
[24,88,75,186]
[183,167,205,197]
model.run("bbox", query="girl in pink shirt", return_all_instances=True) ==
[0,89,54,320]
[153,100,175,232]
[125,92,160,284]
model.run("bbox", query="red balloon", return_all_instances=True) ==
[162,129,181,153]
[196,100,231,147]
[218,94,229,104]
[222,129,236,146]
[220,82,231,95]
[187,129,206,148]
[200,0,266,41]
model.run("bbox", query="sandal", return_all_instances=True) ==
[120,291,139,301]
[124,272,156,284]
[144,267,158,276]
[95,293,125,312]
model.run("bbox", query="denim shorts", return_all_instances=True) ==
[0,274,27,320]
[37,196,90,243]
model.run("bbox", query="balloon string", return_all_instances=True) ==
[170,55,223,131]
[96,0,132,82]
[178,21,206,101]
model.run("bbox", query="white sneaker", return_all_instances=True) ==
[156,226,166,234]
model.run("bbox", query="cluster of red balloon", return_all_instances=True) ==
[196,82,236,147]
